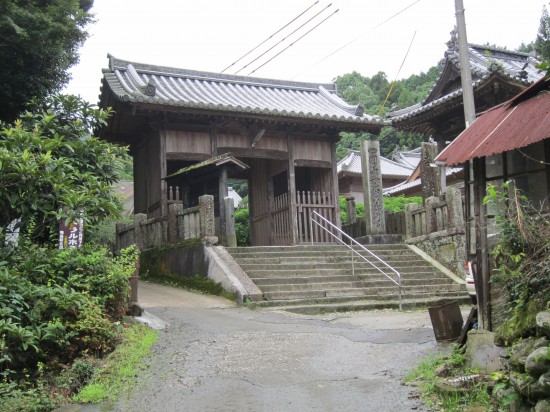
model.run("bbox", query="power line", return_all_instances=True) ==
[234,3,333,75]
[248,8,340,76]
[291,0,422,79]
[377,31,417,116]
[221,1,320,74]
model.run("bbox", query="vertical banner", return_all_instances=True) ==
[59,210,85,249]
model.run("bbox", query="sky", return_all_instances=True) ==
[63,0,549,104]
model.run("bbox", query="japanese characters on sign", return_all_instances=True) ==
[59,211,84,249]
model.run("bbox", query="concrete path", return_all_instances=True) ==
[107,281,456,412]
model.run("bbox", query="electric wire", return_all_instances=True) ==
[290,0,421,79]
[221,1,320,74]
[248,8,340,76]
[377,31,417,116]
[234,3,333,75]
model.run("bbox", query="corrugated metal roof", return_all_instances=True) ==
[436,78,550,166]
[337,150,415,178]
[102,55,387,127]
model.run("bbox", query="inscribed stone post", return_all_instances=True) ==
[360,140,385,235]
[420,142,441,202]
[199,195,216,243]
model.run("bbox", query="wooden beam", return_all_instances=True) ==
[160,129,168,217]
[217,147,287,160]
[294,159,332,169]
[166,152,210,161]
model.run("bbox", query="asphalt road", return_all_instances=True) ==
[103,281,453,412]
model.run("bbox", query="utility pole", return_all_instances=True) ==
[455,0,489,330]
[455,0,476,126]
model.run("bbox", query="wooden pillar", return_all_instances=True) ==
[159,128,167,217]
[210,121,218,156]
[287,134,298,244]
[473,157,489,330]
[331,140,342,235]
[219,165,228,245]
[267,161,275,245]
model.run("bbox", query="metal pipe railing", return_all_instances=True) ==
[310,211,403,311]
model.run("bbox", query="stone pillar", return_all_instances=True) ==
[446,186,464,228]
[405,203,420,239]
[425,196,438,233]
[199,195,217,243]
[224,197,237,247]
[345,195,357,224]
[133,213,147,250]
[360,140,386,235]
[167,203,183,243]
[420,142,441,203]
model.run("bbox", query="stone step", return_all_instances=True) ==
[252,292,471,309]
[259,281,463,295]
[226,244,408,254]
[252,274,456,287]
[261,283,464,301]
[235,256,433,270]
[229,250,416,260]
[244,266,439,279]
[270,296,471,315]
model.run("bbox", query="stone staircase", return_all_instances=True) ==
[225,244,470,314]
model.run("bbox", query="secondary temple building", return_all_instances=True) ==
[98,55,386,246]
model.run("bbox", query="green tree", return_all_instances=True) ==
[0,94,129,244]
[0,0,94,121]
[535,6,550,60]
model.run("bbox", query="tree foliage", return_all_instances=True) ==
[0,94,129,245]
[535,5,550,60]
[334,66,439,160]
[0,0,94,121]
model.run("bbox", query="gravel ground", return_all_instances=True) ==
[102,281,458,412]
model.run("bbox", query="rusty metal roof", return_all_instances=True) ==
[435,78,550,166]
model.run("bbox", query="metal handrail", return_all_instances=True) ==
[309,211,403,311]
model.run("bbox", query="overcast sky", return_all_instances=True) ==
[63,0,548,104]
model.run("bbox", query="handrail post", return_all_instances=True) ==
[310,212,314,245]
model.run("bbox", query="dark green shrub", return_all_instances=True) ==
[235,208,250,246]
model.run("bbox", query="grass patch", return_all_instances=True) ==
[404,345,493,411]
[143,272,237,301]
[74,324,159,404]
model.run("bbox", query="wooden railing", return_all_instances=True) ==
[168,185,182,203]
[115,195,215,251]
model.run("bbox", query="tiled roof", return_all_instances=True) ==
[102,55,387,127]
[388,43,544,122]
[383,166,463,196]
[391,147,421,169]
[337,150,415,179]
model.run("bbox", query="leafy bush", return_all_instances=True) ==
[235,208,250,246]
[0,94,129,245]
[0,244,138,385]
[484,183,550,343]
[384,195,422,213]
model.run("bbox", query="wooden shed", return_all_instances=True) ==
[98,55,386,246]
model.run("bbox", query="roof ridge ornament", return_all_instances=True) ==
[318,85,364,116]
[126,64,156,97]
[445,28,459,56]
